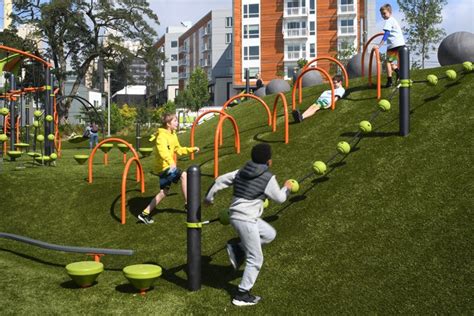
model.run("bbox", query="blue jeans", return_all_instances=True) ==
[89,132,99,149]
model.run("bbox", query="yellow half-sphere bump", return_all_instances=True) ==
[359,120,372,133]
[50,153,58,160]
[445,69,457,81]
[36,135,45,142]
[263,199,269,209]
[0,107,9,116]
[378,99,391,112]
[312,161,327,175]
[336,141,351,154]
[47,134,55,141]
[462,61,473,72]
[288,179,299,193]
[33,110,42,118]
[426,74,438,86]
[45,115,53,122]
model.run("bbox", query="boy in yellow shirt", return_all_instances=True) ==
[138,113,199,224]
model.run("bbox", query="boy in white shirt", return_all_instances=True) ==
[377,3,406,87]
[292,75,345,123]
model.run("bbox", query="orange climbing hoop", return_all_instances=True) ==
[292,67,334,111]
[120,157,145,225]
[272,93,289,144]
[361,32,384,77]
[368,47,382,100]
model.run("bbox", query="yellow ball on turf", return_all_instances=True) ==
[37,135,45,142]
[0,134,8,142]
[312,161,327,175]
[288,179,299,193]
[50,153,58,160]
[359,120,372,133]
[378,99,391,112]
[45,115,53,122]
[33,121,40,128]
[0,107,9,116]
[48,134,55,141]
[263,199,269,209]
[336,141,351,154]
[426,74,438,86]
[33,110,42,118]
[445,69,457,81]
[462,61,472,72]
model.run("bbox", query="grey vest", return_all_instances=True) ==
[233,161,273,201]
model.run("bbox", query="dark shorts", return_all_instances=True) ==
[158,168,183,190]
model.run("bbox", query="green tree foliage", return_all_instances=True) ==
[153,100,176,123]
[397,0,447,69]
[119,104,137,127]
[187,67,210,110]
[12,0,162,118]
[297,58,308,69]
[174,88,193,109]
[106,103,124,133]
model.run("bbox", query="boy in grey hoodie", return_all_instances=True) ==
[205,143,292,306]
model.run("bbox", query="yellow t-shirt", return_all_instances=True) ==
[153,128,195,173]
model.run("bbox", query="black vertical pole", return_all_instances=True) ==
[9,74,16,153]
[44,67,52,156]
[135,121,140,150]
[25,102,29,145]
[187,165,201,291]
[399,46,410,136]
[245,68,250,96]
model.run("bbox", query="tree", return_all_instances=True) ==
[187,67,210,110]
[174,88,193,109]
[12,0,162,118]
[397,0,447,69]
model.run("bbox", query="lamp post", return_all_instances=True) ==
[107,70,111,137]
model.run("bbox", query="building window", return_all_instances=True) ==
[243,4,259,18]
[244,24,259,39]
[249,67,260,78]
[171,66,178,73]
[340,19,355,34]
[171,41,178,48]
[171,54,177,61]
[286,43,306,59]
[244,46,259,60]
[340,0,355,13]
[226,17,233,28]
[309,21,315,35]
[225,33,233,44]
[309,0,315,14]
[310,43,315,58]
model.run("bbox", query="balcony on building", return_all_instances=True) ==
[338,0,357,15]
[283,6,307,18]
[283,28,308,39]
[179,72,189,79]
[284,50,306,61]
[178,58,189,66]
[179,46,188,54]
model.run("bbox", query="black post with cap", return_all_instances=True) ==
[398,46,410,136]
[186,165,201,291]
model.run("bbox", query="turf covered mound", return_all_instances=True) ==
[0,65,472,314]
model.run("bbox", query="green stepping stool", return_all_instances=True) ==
[66,261,104,288]
[117,144,130,164]
[7,150,22,160]
[35,155,51,165]
[138,147,153,158]
[74,154,89,165]
[123,264,162,295]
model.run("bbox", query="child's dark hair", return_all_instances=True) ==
[161,113,176,128]
[380,3,392,12]
[332,75,343,83]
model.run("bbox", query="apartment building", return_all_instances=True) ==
[233,0,376,87]
[155,25,191,105]
[178,9,235,107]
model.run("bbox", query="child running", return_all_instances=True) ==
[205,143,292,306]
[377,3,406,87]
[138,113,199,224]
[292,74,345,123]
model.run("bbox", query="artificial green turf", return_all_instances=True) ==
[0,65,473,314]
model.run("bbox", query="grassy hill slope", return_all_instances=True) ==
[0,65,472,314]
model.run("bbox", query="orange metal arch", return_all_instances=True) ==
[368,47,382,100]
[304,56,349,89]
[88,138,140,184]
[213,115,242,178]
[121,157,145,225]
[292,67,334,111]
[221,93,272,126]
[361,32,384,77]
[190,109,240,160]
[272,93,289,144]
[0,45,52,68]
[53,88,61,157]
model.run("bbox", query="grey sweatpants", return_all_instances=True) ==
[230,218,276,291]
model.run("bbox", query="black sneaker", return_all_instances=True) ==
[385,78,393,88]
[226,243,245,270]
[138,213,154,224]
[232,290,261,306]
[292,110,303,123]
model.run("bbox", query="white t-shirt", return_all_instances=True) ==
[317,86,345,108]
[383,16,405,49]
